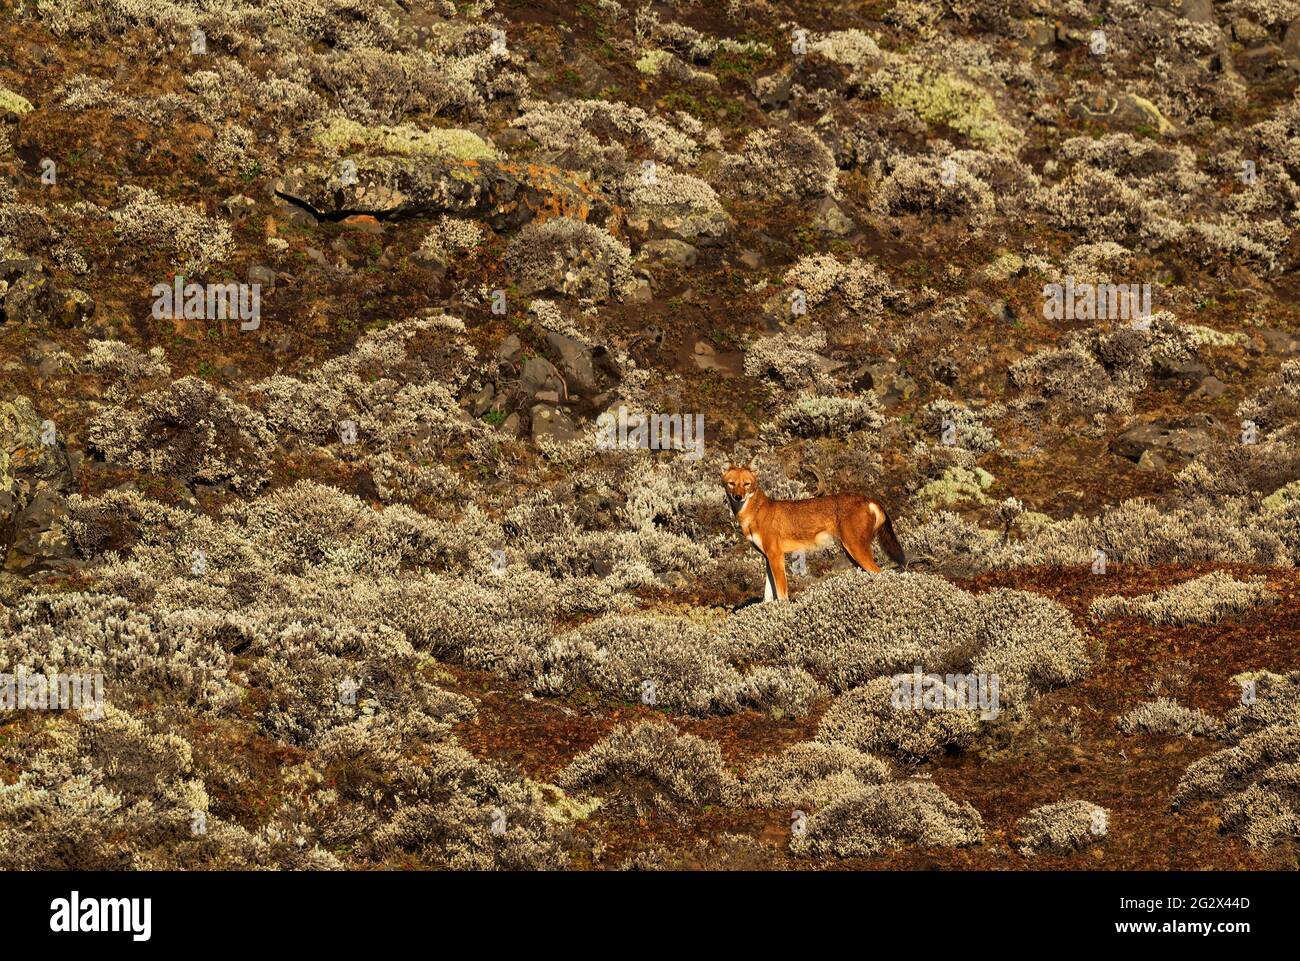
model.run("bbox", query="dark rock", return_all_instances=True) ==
[493,128,532,152]
[1186,376,1228,401]
[1152,355,1210,386]
[408,244,448,281]
[1285,18,1300,60]
[1260,328,1300,355]
[626,278,653,304]
[221,194,257,224]
[545,330,598,396]
[1,396,76,574]
[1136,449,1168,473]
[275,156,611,232]
[930,358,959,387]
[1024,20,1057,47]
[692,341,741,376]
[813,197,854,237]
[530,404,580,443]
[851,359,918,407]
[520,356,564,398]
[754,70,793,109]
[591,346,622,384]
[5,487,74,574]
[1111,416,1220,461]
[471,383,496,417]
[1234,44,1286,82]
[497,334,524,365]
[353,470,381,502]
[640,238,698,267]
[246,265,277,290]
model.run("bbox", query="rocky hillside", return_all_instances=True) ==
[0,0,1298,869]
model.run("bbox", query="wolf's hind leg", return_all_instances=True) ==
[839,509,882,574]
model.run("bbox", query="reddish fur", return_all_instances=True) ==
[723,465,905,601]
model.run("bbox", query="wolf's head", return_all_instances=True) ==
[722,464,758,513]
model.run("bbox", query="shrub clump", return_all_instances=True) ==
[871,154,996,227]
[817,675,984,762]
[1239,360,1300,439]
[742,741,891,809]
[876,65,1021,150]
[790,780,984,859]
[81,340,171,400]
[782,254,894,322]
[1089,572,1280,626]
[0,706,341,871]
[108,185,234,273]
[720,125,838,200]
[1117,698,1226,738]
[1014,800,1108,857]
[87,376,275,492]
[557,722,737,818]
[535,615,826,717]
[314,115,499,161]
[922,399,1001,454]
[768,393,884,440]
[506,217,635,304]
[743,327,838,392]
[1172,671,1300,848]
[729,570,1089,703]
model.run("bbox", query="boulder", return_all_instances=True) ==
[545,331,599,397]
[1,396,76,574]
[0,257,94,328]
[275,156,611,232]
[1151,354,1210,387]
[851,359,917,407]
[1259,328,1300,355]
[1180,0,1215,24]
[497,334,524,365]
[1111,416,1219,462]
[813,197,855,237]
[520,356,565,399]
[530,404,580,444]
[640,239,698,268]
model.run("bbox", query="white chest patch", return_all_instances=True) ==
[747,532,763,549]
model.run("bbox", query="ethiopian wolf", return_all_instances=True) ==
[723,464,905,601]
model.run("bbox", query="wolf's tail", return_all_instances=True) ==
[876,505,906,567]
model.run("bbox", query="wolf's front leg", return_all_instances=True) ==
[762,555,776,602]
[769,552,789,601]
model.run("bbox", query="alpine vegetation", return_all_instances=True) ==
[1,0,1296,878]
[1041,276,1154,323]
[595,406,705,459]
